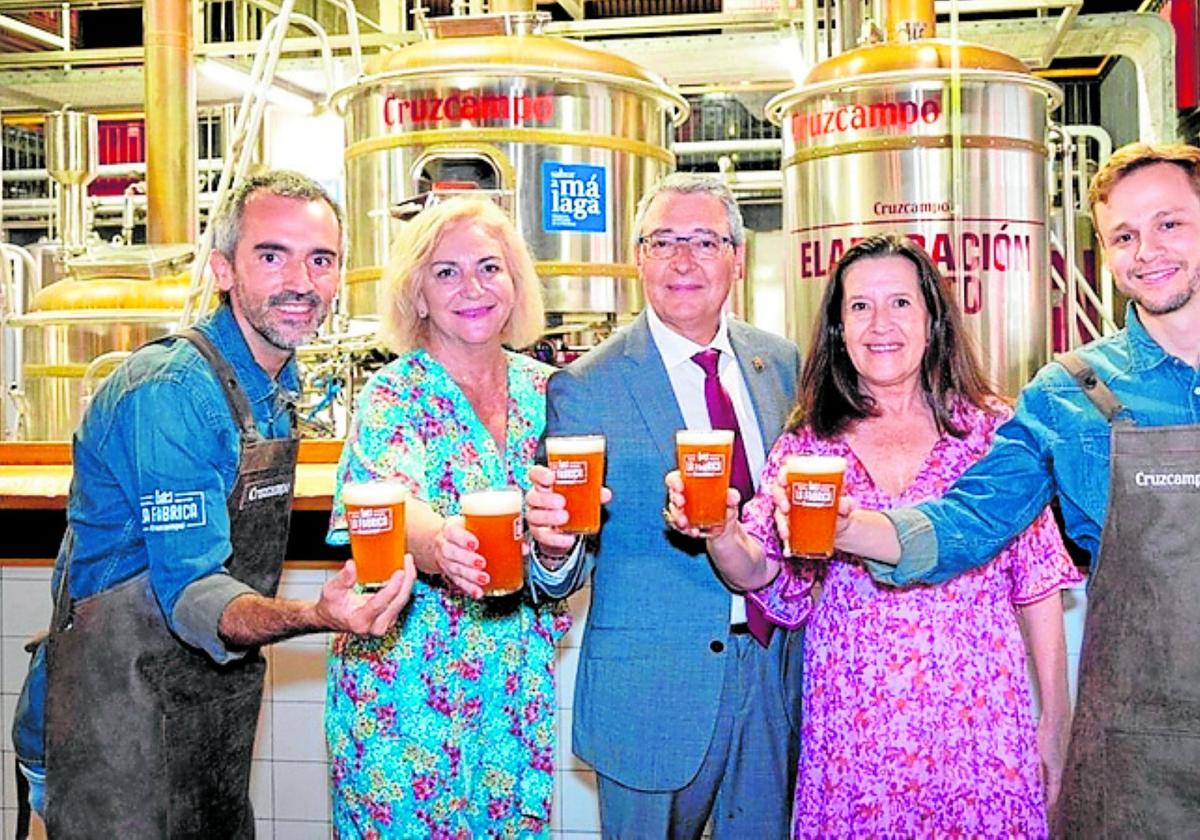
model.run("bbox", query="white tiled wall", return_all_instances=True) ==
[2,565,51,840]
[0,568,1089,838]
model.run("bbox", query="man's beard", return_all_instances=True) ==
[1125,264,1200,316]
[239,288,328,351]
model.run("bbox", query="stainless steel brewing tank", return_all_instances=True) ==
[10,245,192,440]
[330,14,687,320]
[16,308,181,440]
[767,42,1061,395]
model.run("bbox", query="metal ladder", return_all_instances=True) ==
[1050,124,1119,352]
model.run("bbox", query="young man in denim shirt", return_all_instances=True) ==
[13,171,414,838]
[837,144,1200,835]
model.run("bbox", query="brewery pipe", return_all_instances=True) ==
[43,110,98,252]
[489,0,536,13]
[144,0,196,245]
[886,0,935,41]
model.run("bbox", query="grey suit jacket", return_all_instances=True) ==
[544,311,804,791]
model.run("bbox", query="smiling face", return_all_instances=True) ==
[210,190,341,375]
[1094,162,1200,320]
[637,190,742,345]
[840,254,930,395]
[416,220,516,357]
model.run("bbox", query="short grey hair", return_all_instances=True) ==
[210,170,344,260]
[632,172,745,248]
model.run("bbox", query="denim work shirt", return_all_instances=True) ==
[870,303,1200,587]
[13,303,299,768]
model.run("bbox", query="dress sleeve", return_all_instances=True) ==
[327,368,429,545]
[1001,505,1083,605]
[743,432,818,629]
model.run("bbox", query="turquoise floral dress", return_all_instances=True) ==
[326,348,570,839]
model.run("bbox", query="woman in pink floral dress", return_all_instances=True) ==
[667,234,1082,838]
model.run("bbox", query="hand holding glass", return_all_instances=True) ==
[546,435,606,535]
[343,480,408,590]
[675,429,734,534]
[784,455,846,558]
[462,488,525,596]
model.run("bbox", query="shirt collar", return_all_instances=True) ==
[645,303,734,371]
[195,303,301,408]
[1123,302,1172,373]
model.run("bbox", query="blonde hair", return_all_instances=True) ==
[377,197,545,353]
[1088,143,1200,221]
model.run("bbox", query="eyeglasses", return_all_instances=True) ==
[637,234,734,261]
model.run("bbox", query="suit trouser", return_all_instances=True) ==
[596,632,797,840]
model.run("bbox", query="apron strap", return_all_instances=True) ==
[1055,352,1127,423]
[173,328,261,445]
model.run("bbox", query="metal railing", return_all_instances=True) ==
[1049,227,1119,347]
[180,0,361,326]
[0,241,36,439]
[1049,124,1118,352]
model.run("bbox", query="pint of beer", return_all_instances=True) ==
[462,488,525,596]
[546,435,606,535]
[676,429,735,533]
[784,455,846,558]
[343,480,408,589]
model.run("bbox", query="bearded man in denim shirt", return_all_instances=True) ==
[835,143,1200,836]
[12,170,415,839]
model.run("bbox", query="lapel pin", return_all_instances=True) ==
[752,356,764,372]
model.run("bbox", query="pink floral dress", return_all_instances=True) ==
[744,397,1082,839]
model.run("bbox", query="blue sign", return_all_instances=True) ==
[542,161,607,233]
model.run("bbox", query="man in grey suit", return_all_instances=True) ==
[527,173,803,837]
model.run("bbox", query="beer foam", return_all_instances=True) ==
[546,435,606,455]
[784,455,847,475]
[676,429,735,446]
[343,480,408,506]
[461,488,523,516]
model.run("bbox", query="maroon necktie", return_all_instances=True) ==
[691,348,773,647]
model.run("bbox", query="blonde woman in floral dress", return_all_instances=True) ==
[326,198,569,837]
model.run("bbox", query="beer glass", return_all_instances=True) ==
[546,435,606,535]
[462,488,525,596]
[784,455,847,558]
[675,429,734,534]
[343,480,408,590]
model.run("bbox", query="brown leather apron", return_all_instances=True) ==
[44,329,299,839]
[1053,354,1200,839]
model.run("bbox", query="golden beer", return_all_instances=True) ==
[343,480,408,589]
[784,455,846,558]
[462,488,525,596]
[546,435,606,535]
[676,429,735,533]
